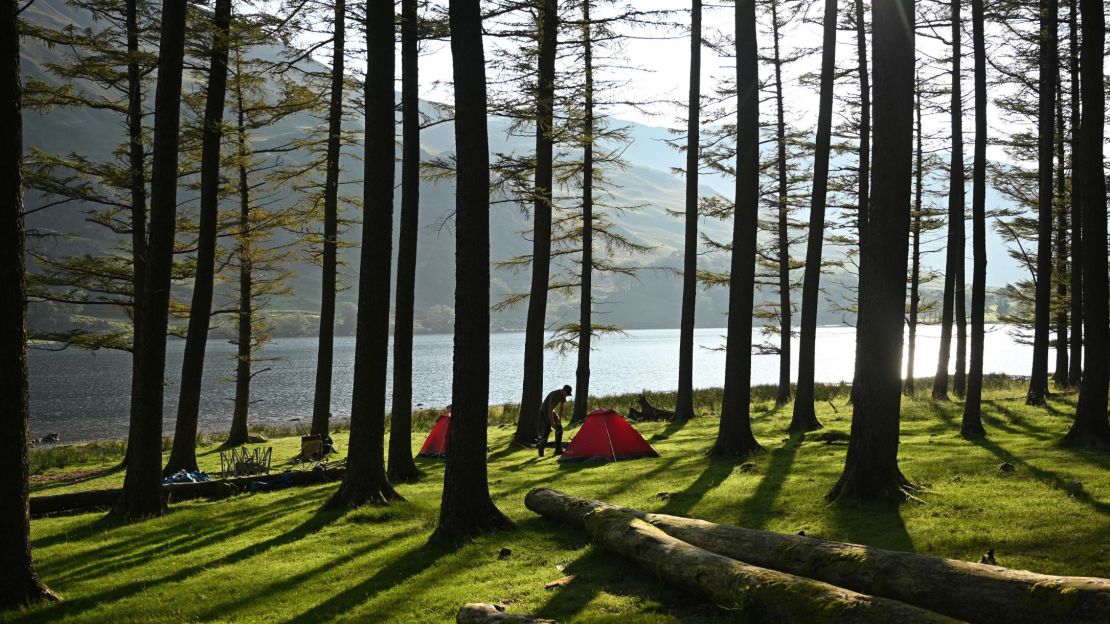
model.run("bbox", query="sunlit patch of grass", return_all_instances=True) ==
[11,377,1109,623]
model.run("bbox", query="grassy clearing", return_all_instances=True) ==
[9,377,1110,623]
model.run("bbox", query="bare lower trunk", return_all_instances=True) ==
[388,0,422,483]
[675,0,701,420]
[327,0,400,508]
[1052,73,1069,387]
[311,0,346,438]
[432,0,512,541]
[771,0,791,407]
[0,4,58,605]
[1065,0,1110,446]
[226,85,252,449]
[961,0,989,438]
[790,0,837,432]
[572,1,594,426]
[513,0,558,444]
[1066,0,1082,385]
[115,0,188,519]
[1027,0,1058,406]
[712,0,762,458]
[906,84,923,396]
[166,0,233,474]
[827,0,915,503]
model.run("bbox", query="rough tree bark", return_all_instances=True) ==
[675,0,701,420]
[114,0,188,519]
[388,0,423,483]
[227,86,253,448]
[1064,0,1110,446]
[512,0,558,445]
[826,0,915,503]
[961,0,989,437]
[1052,72,1069,387]
[166,0,233,474]
[1066,0,1082,386]
[572,0,595,425]
[789,0,836,432]
[1027,0,1057,406]
[123,0,147,469]
[711,0,762,458]
[771,0,792,407]
[526,489,1110,624]
[933,0,965,401]
[0,0,58,605]
[431,0,513,541]
[583,509,957,623]
[325,0,400,508]
[310,0,346,438]
[847,0,869,403]
[906,81,923,397]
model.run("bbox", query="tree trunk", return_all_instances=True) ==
[388,0,422,483]
[310,0,345,438]
[227,96,252,448]
[526,489,1110,624]
[933,0,965,401]
[1052,70,1069,387]
[711,0,762,459]
[0,2,58,606]
[906,82,922,397]
[1027,0,1057,406]
[961,0,989,438]
[827,0,915,503]
[789,0,836,432]
[1066,0,1082,386]
[166,0,233,475]
[583,509,957,623]
[854,0,870,242]
[513,0,558,445]
[114,0,188,519]
[1064,0,1110,446]
[432,0,512,541]
[675,0,701,421]
[572,0,595,426]
[123,0,147,469]
[954,254,967,396]
[847,0,869,403]
[326,0,400,508]
[771,0,791,407]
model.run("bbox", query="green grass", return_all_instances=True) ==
[8,377,1110,623]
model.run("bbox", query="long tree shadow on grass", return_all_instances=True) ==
[655,456,734,518]
[22,493,346,623]
[280,538,462,624]
[734,436,802,530]
[981,400,1058,441]
[533,546,723,623]
[967,435,1110,517]
[826,500,915,553]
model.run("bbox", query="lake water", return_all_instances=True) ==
[29,324,1033,441]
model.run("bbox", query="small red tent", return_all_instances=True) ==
[558,409,659,463]
[418,413,451,458]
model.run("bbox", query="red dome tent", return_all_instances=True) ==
[558,409,659,463]
[417,413,451,458]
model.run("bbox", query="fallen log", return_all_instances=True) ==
[583,508,958,623]
[30,468,345,518]
[629,394,674,422]
[456,603,555,623]
[525,488,1110,624]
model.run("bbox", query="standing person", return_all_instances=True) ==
[538,385,572,456]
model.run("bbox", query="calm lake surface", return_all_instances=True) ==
[29,324,1033,441]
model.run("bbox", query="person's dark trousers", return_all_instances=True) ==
[537,413,563,456]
